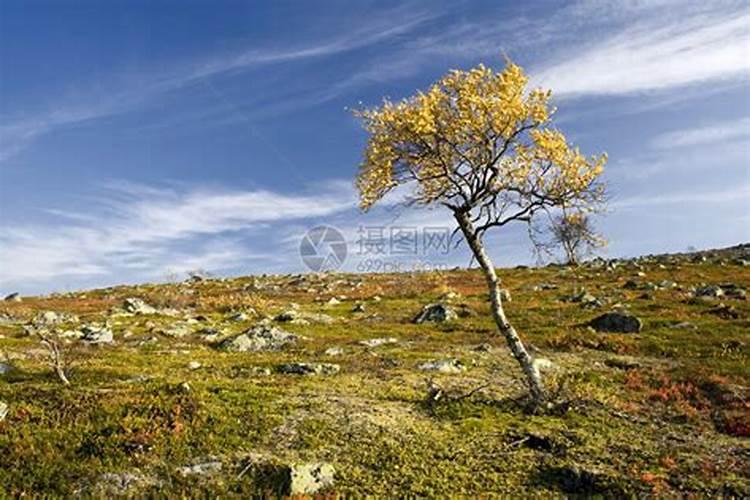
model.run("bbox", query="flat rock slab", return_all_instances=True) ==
[277,363,340,376]
[359,337,398,348]
[418,358,466,374]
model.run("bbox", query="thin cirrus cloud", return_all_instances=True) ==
[0,180,356,291]
[612,183,750,210]
[652,116,750,149]
[532,10,750,97]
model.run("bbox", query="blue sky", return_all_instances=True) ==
[1,0,748,295]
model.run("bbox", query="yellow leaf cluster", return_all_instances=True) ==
[354,58,605,211]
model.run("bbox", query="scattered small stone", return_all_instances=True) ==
[413,303,458,323]
[33,311,76,327]
[359,337,398,348]
[324,347,344,356]
[218,325,299,352]
[187,361,202,370]
[351,303,366,313]
[532,358,555,371]
[277,363,340,376]
[418,358,466,374]
[92,471,160,495]
[533,283,559,291]
[177,460,222,477]
[275,310,334,325]
[707,303,740,320]
[589,312,642,333]
[474,342,493,352]
[720,283,747,300]
[695,285,724,299]
[325,297,341,306]
[228,312,249,322]
[670,321,697,330]
[123,298,158,315]
[160,321,193,338]
[0,362,13,375]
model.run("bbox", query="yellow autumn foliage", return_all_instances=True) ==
[355,58,606,212]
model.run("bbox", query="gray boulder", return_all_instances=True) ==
[219,325,299,352]
[695,285,724,299]
[413,303,458,323]
[589,312,642,333]
[81,325,114,344]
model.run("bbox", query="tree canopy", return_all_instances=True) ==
[355,58,606,234]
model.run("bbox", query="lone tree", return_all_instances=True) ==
[547,211,606,266]
[354,59,606,405]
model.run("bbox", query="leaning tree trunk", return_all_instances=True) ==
[454,210,545,404]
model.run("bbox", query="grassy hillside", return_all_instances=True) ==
[0,246,748,496]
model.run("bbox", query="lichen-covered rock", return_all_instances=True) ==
[177,459,222,477]
[589,312,642,333]
[219,325,299,352]
[413,303,458,323]
[287,463,335,495]
[32,311,77,327]
[81,325,114,344]
[89,470,160,495]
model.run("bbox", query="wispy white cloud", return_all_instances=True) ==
[0,180,355,292]
[612,183,750,209]
[652,116,750,149]
[533,8,750,97]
